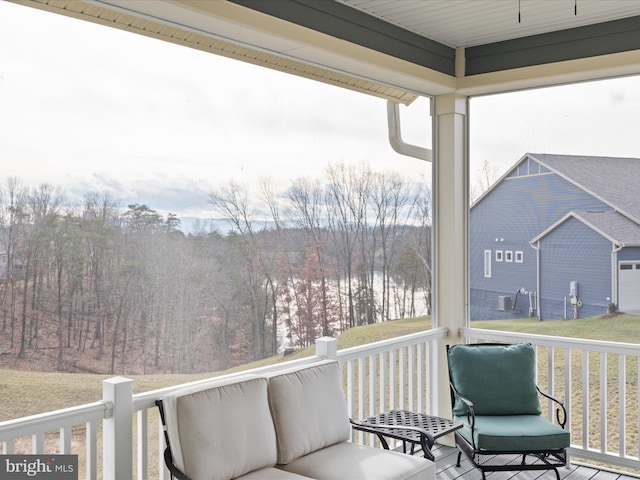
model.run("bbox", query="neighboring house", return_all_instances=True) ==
[470,153,640,321]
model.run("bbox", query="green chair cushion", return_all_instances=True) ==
[448,343,541,416]
[454,414,570,451]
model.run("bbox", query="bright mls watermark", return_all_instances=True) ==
[1,455,77,479]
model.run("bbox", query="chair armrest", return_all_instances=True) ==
[450,382,476,425]
[450,382,478,449]
[536,387,568,428]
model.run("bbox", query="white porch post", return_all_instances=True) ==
[433,93,469,419]
[103,376,133,480]
[316,337,338,360]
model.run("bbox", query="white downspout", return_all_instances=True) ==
[386,101,432,162]
[530,241,541,320]
[611,243,623,310]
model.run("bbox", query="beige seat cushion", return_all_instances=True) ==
[278,442,435,480]
[161,375,278,480]
[266,360,351,464]
[236,467,313,479]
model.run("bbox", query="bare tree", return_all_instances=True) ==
[287,177,334,336]
[370,171,413,321]
[471,159,498,202]
[0,178,27,339]
[209,182,271,360]
[325,163,369,327]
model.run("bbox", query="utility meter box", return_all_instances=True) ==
[569,281,578,297]
[498,295,512,312]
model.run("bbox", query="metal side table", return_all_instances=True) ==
[350,409,462,461]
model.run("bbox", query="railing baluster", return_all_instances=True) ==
[60,426,72,454]
[428,338,438,415]
[399,346,406,409]
[547,346,554,420]
[32,432,44,454]
[379,352,387,414]
[564,348,571,429]
[564,347,572,466]
[600,352,607,453]
[86,420,97,480]
[347,360,355,420]
[417,342,424,413]
[4,439,14,454]
[582,350,589,450]
[619,354,626,459]
[137,408,148,480]
[357,359,365,421]
[368,355,376,419]
[408,344,415,411]
[389,349,396,411]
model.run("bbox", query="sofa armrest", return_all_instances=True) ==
[156,399,192,480]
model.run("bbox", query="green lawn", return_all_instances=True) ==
[471,314,640,344]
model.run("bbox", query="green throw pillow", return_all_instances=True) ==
[448,343,541,416]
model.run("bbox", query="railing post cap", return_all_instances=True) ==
[315,337,338,359]
[316,336,335,343]
[103,376,133,385]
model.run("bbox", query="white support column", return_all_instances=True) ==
[433,93,469,421]
[103,376,133,480]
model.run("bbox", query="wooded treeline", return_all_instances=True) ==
[0,163,431,374]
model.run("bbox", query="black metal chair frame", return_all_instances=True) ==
[447,343,569,480]
[156,399,192,480]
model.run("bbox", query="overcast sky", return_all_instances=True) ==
[1,1,639,228]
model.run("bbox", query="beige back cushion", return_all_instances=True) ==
[267,360,350,464]
[162,375,277,480]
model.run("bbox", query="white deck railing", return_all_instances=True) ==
[1,326,638,478]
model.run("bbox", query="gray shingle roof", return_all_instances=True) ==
[530,209,640,246]
[528,153,640,223]
[574,210,640,246]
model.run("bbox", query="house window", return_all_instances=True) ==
[505,251,513,262]
[484,250,492,277]
[496,250,503,262]
[515,251,523,263]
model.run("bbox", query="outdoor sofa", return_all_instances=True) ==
[157,359,435,480]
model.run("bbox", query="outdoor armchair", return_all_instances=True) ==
[447,342,570,480]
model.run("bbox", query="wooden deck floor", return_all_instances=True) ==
[431,443,639,480]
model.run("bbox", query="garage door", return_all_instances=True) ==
[619,262,640,311]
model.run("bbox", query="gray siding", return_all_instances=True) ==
[470,159,609,320]
[539,218,612,320]
[618,246,640,262]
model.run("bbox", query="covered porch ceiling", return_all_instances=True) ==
[11,0,640,104]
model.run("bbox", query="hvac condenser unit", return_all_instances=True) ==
[498,295,512,312]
